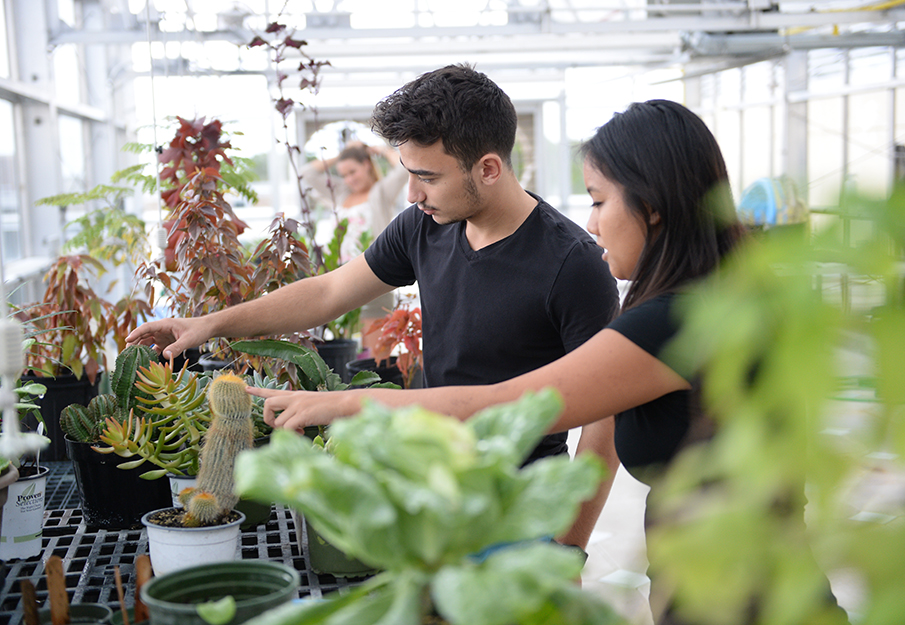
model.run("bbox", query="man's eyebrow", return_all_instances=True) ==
[400,159,437,177]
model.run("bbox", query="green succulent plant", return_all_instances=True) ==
[96,359,211,479]
[92,358,279,480]
[60,345,160,443]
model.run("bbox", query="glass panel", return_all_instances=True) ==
[58,114,86,197]
[0,99,21,263]
[741,105,772,190]
[53,45,82,106]
[848,91,891,198]
[808,97,844,209]
[849,47,891,87]
[809,49,846,93]
[0,2,9,79]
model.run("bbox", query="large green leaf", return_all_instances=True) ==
[467,388,564,466]
[230,339,331,390]
[432,542,622,625]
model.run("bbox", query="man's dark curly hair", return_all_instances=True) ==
[370,64,517,170]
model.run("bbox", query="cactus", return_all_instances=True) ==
[60,393,123,443]
[60,345,158,443]
[183,372,254,526]
[60,403,99,442]
[110,344,159,414]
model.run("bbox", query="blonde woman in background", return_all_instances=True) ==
[302,141,408,351]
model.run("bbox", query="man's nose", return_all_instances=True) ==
[407,177,425,204]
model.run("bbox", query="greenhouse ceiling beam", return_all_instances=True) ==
[48,7,905,48]
[682,31,905,57]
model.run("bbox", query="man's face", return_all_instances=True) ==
[399,140,483,224]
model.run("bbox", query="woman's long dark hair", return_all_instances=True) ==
[581,100,746,311]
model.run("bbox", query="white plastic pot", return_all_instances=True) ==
[141,508,245,577]
[167,474,198,508]
[0,465,48,560]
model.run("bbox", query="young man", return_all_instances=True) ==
[127,64,620,548]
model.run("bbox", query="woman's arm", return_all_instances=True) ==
[248,328,691,433]
[301,155,344,201]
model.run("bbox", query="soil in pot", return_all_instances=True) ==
[167,473,271,530]
[146,508,242,527]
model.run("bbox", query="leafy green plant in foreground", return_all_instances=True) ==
[648,190,905,625]
[236,389,623,625]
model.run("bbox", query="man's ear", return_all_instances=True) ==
[475,153,504,185]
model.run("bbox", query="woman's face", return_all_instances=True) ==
[336,158,375,194]
[583,158,650,281]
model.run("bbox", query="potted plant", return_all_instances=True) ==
[134,117,320,372]
[63,348,276,530]
[0,457,49,561]
[58,345,173,529]
[140,372,256,576]
[13,255,116,460]
[249,21,375,376]
[347,295,423,389]
[235,389,624,625]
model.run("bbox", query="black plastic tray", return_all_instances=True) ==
[0,462,362,625]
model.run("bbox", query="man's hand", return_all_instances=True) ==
[125,317,211,361]
[246,387,359,432]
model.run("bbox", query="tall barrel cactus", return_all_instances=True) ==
[181,373,254,526]
[110,343,159,415]
[60,345,159,443]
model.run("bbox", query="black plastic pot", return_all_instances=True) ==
[20,373,101,461]
[315,338,359,383]
[66,437,173,530]
[345,357,405,387]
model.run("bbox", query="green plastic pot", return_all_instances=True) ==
[293,511,378,578]
[139,560,300,625]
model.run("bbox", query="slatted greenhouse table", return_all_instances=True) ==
[0,461,361,625]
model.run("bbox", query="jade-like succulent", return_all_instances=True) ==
[96,359,210,478]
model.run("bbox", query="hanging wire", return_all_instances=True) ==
[146,0,166,249]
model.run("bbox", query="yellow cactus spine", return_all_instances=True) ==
[184,373,254,525]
